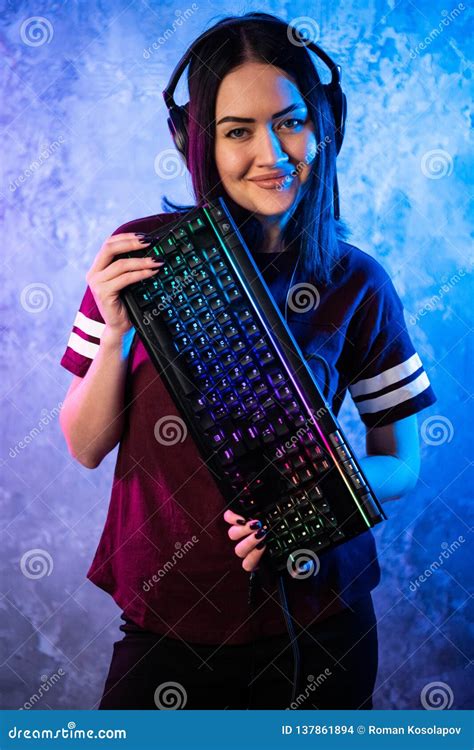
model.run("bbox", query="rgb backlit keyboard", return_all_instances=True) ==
[116,197,386,573]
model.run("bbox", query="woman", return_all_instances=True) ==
[59,13,437,710]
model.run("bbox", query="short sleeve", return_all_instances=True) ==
[59,213,182,378]
[348,265,437,428]
[60,284,106,377]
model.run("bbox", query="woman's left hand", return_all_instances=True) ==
[223,509,268,572]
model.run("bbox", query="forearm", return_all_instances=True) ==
[358,454,419,503]
[60,326,135,467]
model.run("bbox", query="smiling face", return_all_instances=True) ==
[214,62,317,236]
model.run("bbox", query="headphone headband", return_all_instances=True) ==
[163,16,343,109]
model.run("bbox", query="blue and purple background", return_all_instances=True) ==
[1,0,472,710]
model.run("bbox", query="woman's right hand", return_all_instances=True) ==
[86,232,164,336]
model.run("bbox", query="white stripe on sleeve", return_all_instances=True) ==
[349,352,422,398]
[73,311,105,339]
[66,331,100,360]
[355,371,431,414]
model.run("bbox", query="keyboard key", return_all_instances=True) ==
[188,253,202,269]
[202,282,217,296]
[209,362,223,377]
[217,311,232,325]
[237,308,252,323]
[206,324,221,339]
[225,286,242,303]
[307,486,323,503]
[217,272,233,289]
[170,254,185,270]
[258,350,275,365]
[191,296,206,311]
[205,245,220,260]
[194,269,210,283]
[184,349,198,364]
[188,217,206,233]
[209,296,225,311]
[189,394,207,413]
[174,334,191,352]
[178,306,194,321]
[224,325,239,339]
[208,427,225,445]
[198,310,213,325]
[231,339,246,353]
[211,259,227,274]
[235,380,251,396]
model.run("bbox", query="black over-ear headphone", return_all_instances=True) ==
[162,15,347,219]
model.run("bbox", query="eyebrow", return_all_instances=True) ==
[216,102,306,126]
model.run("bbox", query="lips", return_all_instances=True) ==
[248,172,294,182]
[248,173,295,190]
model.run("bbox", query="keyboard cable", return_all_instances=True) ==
[246,352,331,709]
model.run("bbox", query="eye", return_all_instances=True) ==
[225,127,249,139]
[279,118,305,130]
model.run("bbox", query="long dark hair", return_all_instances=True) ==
[162,12,351,286]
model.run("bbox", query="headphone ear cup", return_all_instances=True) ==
[166,103,189,165]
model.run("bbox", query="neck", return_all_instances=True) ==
[257,213,289,253]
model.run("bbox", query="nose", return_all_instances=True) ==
[254,125,290,169]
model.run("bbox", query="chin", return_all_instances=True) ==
[231,187,296,215]
[252,193,297,216]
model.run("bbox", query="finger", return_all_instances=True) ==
[223,508,247,525]
[242,545,266,573]
[234,527,268,559]
[100,256,163,282]
[102,267,162,294]
[90,235,152,275]
[228,516,264,541]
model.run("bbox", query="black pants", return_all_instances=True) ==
[98,594,378,710]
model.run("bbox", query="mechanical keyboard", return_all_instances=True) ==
[116,197,387,573]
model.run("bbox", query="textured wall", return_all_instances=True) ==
[1,0,472,710]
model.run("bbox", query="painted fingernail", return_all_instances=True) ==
[236,519,246,525]
[134,232,147,236]
[254,528,267,540]
[255,540,266,549]
[249,520,262,531]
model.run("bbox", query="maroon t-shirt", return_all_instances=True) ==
[60,212,437,645]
